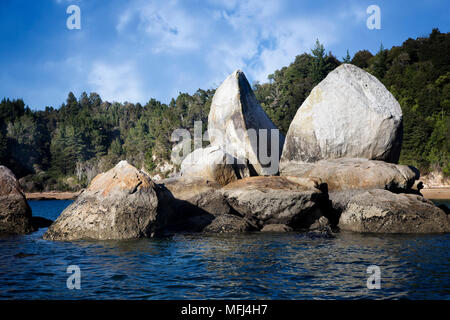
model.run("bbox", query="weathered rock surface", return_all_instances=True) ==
[221,176,327,229]
[0,166,34,234]
[339,189,450,233]
[208,70,285,175]
[159,176,256,233]
[280,158,418,192]
[180,146,250,186]
[281,64,403,166]
[43,161,164,240]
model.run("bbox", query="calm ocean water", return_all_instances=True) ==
[0,200,448,300]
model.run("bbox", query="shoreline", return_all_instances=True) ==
[25,191,82,200]
[24,188,450,201]
[421,187,450,200]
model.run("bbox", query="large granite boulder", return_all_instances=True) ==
[221,176,328,230]
[280,158,418,192]
[180,146,250,186]
[339,189,450,233]
[281,64,403,166]
[159,176,256,233]
[0,166,34,234]
[43,161,164,240]
[208,70,285,175]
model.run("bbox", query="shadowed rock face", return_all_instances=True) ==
[0,166,34,234]
[339,189,450,233]
[221,176,328,230]
[281,64,403,166]
[280,158,418,192]
[43,161,162,241]
[180,146,250,186]
[208,70,285,175]
[158,176,256,233]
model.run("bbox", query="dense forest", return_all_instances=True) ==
[0,29,448,191]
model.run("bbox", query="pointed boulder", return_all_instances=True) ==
[280,64,403,169]
[208,70,285,175]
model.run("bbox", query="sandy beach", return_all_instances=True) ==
[421,188,450,200]
[25,191,82,200]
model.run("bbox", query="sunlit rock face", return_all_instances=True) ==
[221,176,328,230]
[208,70,285,175]
[281,64,403,167]
[43,161,163,241]
[338,189,450,233]
[180,146,250,186]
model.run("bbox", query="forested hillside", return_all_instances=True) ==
[0,29,448,191]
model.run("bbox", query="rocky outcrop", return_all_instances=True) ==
[281,64,403,166]
[43,161,165,240]
[159,176,256,233]
[180,146,250,186]
[280,158,418,192]
[221,176,328,230]
[208,70,285,175]
[338,189,450,233]
[0,166,34,234]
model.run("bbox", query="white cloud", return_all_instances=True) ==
[116,0,201,53]
[88,62,145,103]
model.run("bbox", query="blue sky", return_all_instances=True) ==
[0,0,449,110]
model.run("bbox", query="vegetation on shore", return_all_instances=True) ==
[0,29,448,191]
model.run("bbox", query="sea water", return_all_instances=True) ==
[0,200,448,299]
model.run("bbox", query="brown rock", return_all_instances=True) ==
[280,158,418,192]
[43,161,164,240]
[0,166,34,234]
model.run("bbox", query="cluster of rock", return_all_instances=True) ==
[1,64,448,239]
[278,64,448,233]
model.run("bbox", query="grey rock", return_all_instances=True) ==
[339,189,450,233]
[208,70,285,175]
[221,176,327,229]
[43,161,163,241]
[0,166,34,234]
[281,64,403,165]
[180,146,250,186]
[280,158,418,192]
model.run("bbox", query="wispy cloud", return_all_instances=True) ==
[88,62,145,103]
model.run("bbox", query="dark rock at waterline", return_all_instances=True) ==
[437,204,449,215]
[158,176,257,233]
[0,165,34,235]
[31,216,53,229]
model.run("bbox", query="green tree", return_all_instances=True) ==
[343,49,351,63]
